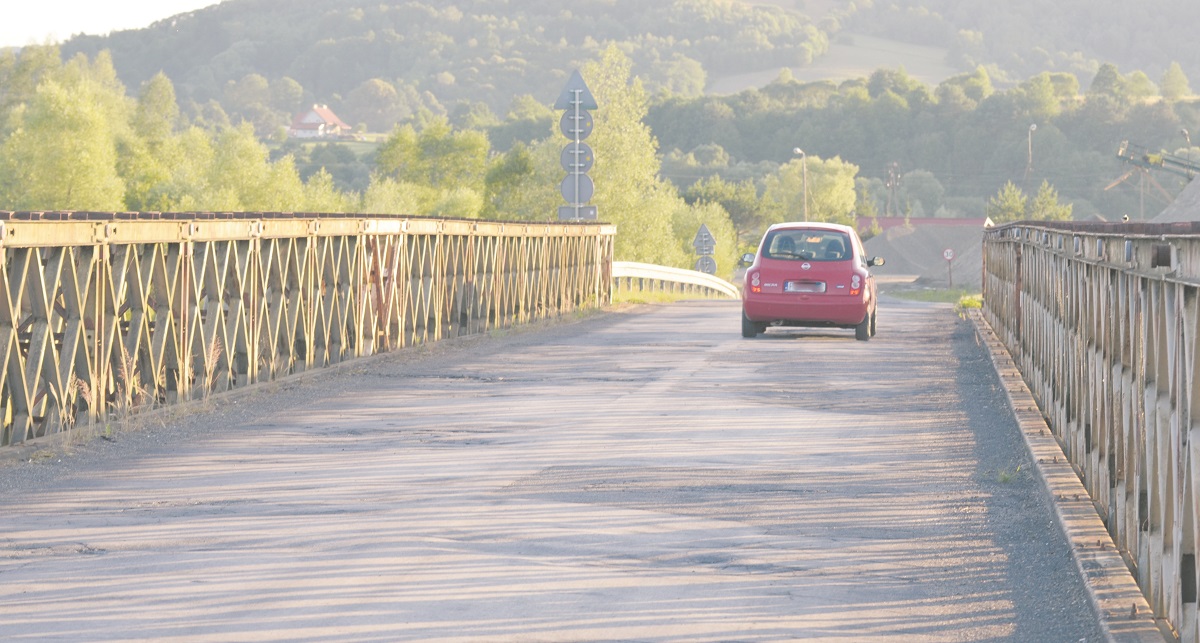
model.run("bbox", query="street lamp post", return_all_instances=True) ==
[1183,128,1193,180]
[1024,123,1037,186]
[793,147,808,220]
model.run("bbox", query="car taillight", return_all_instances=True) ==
[749,271,762,294]
[850,274,861,296]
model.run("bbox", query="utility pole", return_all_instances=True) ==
[1184,128,1193,180]
[1023,123,1037,189]
[793,148,808,221]
[885,162,901,217]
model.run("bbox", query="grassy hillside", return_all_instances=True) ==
[847,0,1200,83]
[708,32,957,94]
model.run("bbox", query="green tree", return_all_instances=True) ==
[1124,71,1157,101]
[867,67,923,100]
[1161,62,1192,102]
[0,44,63,118]
[683,175,768,242]
[133,72,180,143]
[485,138,560,220]
[1046,72,1080,101]
[1027,180,1073,221]
[671,200,738,279]
[269,77,305,114]
[451,101,499,130]
[961,66,995,102]
[762,155,858,226]
[484,142,535,218]
[582,45,685,265]
[376,117,489,190]
[203,122,311,211]
[987,181,1028,223]
[899,170,945,215]
[0,79,125,210]
[225,73,271,111]
[361,176,428,215]
[58,50,130,134]
[651,53,706,98]
[343,79,404,132]
[855,182,882,238]
[429,186,484,219]
[141,126,215,212]
[1013,73,1062,120]
[223,73,285,136]
[119,72,184,210]
[1088,63,1126,102]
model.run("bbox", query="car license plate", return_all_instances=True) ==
[785,281,825,293]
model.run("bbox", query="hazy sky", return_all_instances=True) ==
[2,1,220,48]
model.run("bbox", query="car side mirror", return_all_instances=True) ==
[868,257,885,267]
[740,253,755,266]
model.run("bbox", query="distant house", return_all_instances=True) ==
[288,104,352,139]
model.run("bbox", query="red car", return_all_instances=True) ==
[741,222,885,341]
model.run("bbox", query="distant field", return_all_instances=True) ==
[738,0,841,14]
[706,32,959,95]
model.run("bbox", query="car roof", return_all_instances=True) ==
[766,222,856,235]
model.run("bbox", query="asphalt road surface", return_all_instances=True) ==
[0,299,1104,641]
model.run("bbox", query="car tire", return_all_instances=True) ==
[869,308,878,337]
[855,313,871,341]
[741,310,761,338]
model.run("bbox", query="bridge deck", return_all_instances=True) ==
[1,300,1106,640]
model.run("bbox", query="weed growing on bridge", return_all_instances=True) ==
[117,346,147,418]
[887,287,981,305]
[54,374,81,446]
[997,464,1022,483]
[955,294,983,318]
[613,290,695,305]
[203,338,224,403]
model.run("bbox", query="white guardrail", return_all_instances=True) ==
[611,261,740,299]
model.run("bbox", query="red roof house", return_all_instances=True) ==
[288,104,351,139]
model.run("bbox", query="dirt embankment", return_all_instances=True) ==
[864,223,986,290]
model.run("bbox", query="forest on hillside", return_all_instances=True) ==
[61,0,831,134]
[650,64,1200,222]
[0,0,1196,281]
[39,0,1200,224]
[848,0,1200,84]
[56,0,1200,135]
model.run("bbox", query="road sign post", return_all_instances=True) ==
[943,248,955,288]
[555,71,599,221]
[693,224,717,275]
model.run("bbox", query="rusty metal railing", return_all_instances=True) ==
[0,212,614,447]
[983,220,1200,640]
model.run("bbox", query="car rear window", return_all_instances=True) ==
[762,229,852,261]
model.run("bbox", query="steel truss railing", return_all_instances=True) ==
[0,212,614,447]
[984,220,1200,640]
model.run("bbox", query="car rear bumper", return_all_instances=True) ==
[743,293,869,326]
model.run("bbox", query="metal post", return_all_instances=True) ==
[573,89,581,220]
[1183,128,1193,180]
[1024,123,1037,188]
[793,147,808,221]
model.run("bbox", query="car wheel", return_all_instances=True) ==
[741,310,761,338]
[869,308,878,337]
[855,313,871,341]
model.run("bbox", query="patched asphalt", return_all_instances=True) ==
[0,299,1109,641]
